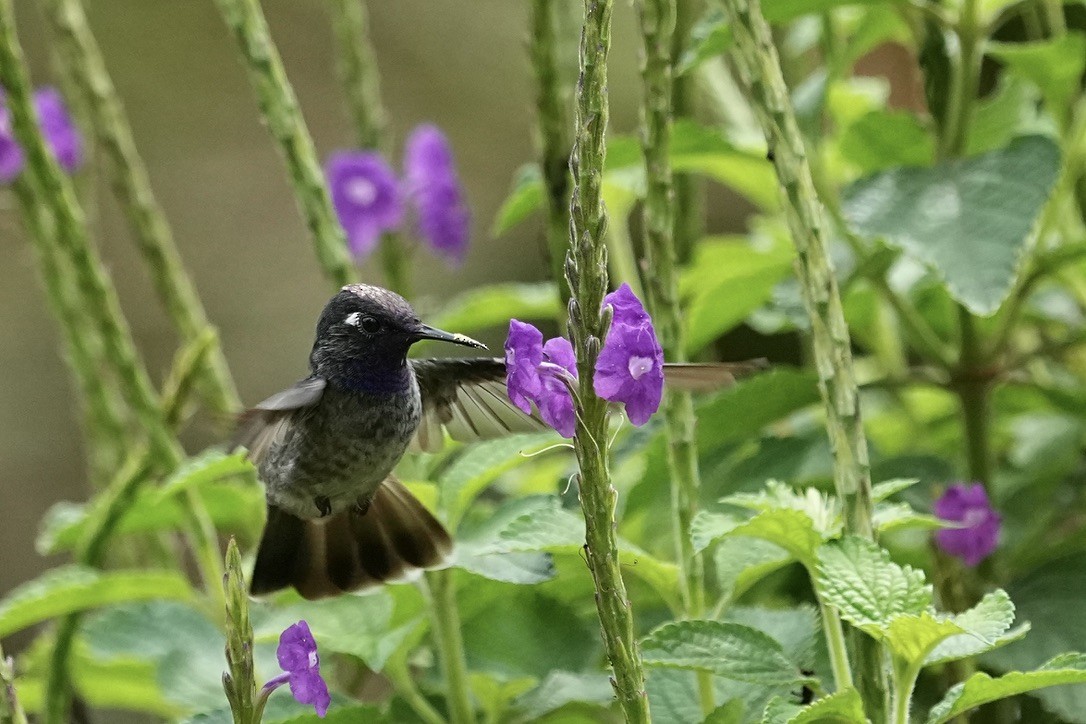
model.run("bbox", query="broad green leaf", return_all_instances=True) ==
[883,613,964,665]
[669,120,778,209]
[469,672,537,724]
[454,549,556,584]
[839,110,933,173]
[871,478,920,502]
[715,538,793,603]
[706,699,745,723]
[723,481,838,533]
[843,135,1062,315]
[815,537,931,632]
[873,502,947,534]
[988,33,1086,116]
[682,237,794,353]
[641,620,814,686]
[184,698,386,724]
[967,78,1040,155]
[438,433,562,526]
[762,687,867,723]
[927,589,1023,665]
[38,483,264,555]
[691,511,739,553]
[158,450,256,497]
[763,0,901,22]
[677,8,731,76]
[492,163,544,236]
[0,567,194,638]
[721,508,825,568]
[17,653,178,718]
[424,283,560,337]
[512,671,614,720]
[728,605,821,673]
[927,654,1086,724]
[254,590,425,672]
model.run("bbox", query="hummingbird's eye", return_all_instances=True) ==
[360,316,381,334]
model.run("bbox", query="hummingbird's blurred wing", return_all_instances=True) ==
[233,376,327,465]
[410,358,550,452]
[409,357,768,452]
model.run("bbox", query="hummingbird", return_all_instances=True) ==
[236,283,756,600]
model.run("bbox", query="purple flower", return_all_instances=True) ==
[505,319,544,415]
[326,151,403,260]
[0,87,83,183]
[404,125,470,264]
[538,337,578,437]
[594,286,664,426]
[266,620,330,718]
[934,484,1001,567]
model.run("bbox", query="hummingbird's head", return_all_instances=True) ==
[310,284,486,380]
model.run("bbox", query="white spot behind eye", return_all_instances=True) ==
[345,312,362,327]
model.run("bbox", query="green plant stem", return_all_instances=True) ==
[222,538,258,724]
[720,0,886,717]
[325,0,413,297]
[39,0,241,417]
[530,0,574,320]
[564,0,651,720]
[635,0,712,713]
[670,0,703,264]
[386,659,447,724]
[44,337,213,724]
[10,179,127,484]
[213,0,354,289]
[821,604,855,692]
[424,571,473,724]
[604,210,644,298]
[0,642,28,724]
[956,309,993,485]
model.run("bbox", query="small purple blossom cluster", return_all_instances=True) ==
[326,124,469,265]
[0,87,83,183]
[933,483,1001,567]
[266,620,331,718]
[505,284,664,437]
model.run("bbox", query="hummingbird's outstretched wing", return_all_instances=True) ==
[233,376,327,465]
[409,357,767,452]
[410,358,550,452]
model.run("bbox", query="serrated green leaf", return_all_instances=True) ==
[454,549,556,584]
[492,163,545,236]
[691,510,740,553]
[677,8,731,75]
[927,654,1086,724]
[883,613,964,665]
[715,538,793,603]
[988,33,1086,115]
[927,589,1022,665]
[424,282,560,337]
[843,135,1062,315]
[723,509,825,568]
[0,567,195,638]
[706,698,746,723]
[762,687,867,723]
[512,671,614,719]
[437,433,562,526]
[815,537,931,632]
[641,620,813,686]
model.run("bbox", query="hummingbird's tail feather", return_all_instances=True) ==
[250,479,453,600]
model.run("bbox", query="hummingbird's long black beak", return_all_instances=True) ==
[413,324,488,350]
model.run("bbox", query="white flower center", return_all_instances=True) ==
[346,177,377,206]
[308,650,319,669]
[627,356,653,380]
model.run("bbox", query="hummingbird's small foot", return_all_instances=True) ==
[353,497,371,516]
[314,495,332,517]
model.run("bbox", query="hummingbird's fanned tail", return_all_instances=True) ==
[250,478,453,600]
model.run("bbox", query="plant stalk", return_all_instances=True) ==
[424,571,473,724]
[820,603,855,692]
[213,0,355,289]
[39,0,241,416]
[719,0,886,716]
[0,641,28,724]
[635,0,712,712]
[564,0,652,719]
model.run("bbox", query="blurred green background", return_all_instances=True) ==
[0,0,719,619]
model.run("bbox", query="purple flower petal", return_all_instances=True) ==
[505,320,544,414]
[594,287,663,426]
[0,105,24,183]
[33,88,82,173]
[933,483,1001,567]
[404,125,470,264]
[274,620,330,717]
[326,151,403,260]
[538,337,578,438]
